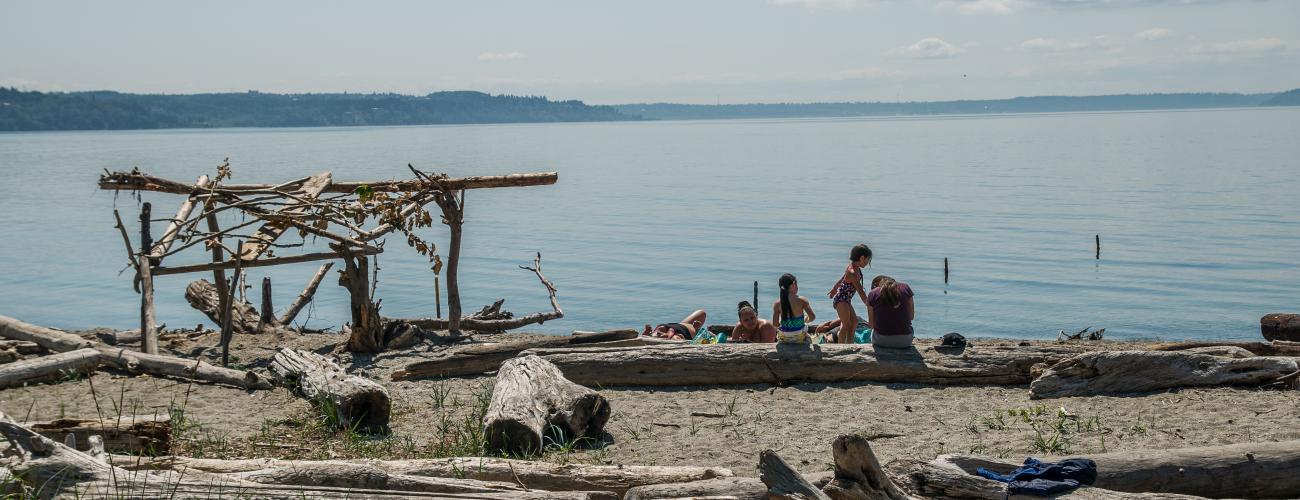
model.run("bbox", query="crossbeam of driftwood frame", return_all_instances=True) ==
[101,165,560,355]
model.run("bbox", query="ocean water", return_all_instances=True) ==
[1,107,1297,341]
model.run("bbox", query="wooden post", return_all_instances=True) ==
[433,189,465,335]
[434,275,442,319]
[1096,234,1101,259]
[139,203,158,355]
[944,257,949,284]
[752,281,758,310]
[221,241,242,366]
[259,277,275,330]
[204,201,229,331]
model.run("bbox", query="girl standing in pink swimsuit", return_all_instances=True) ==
[827,243,872,344]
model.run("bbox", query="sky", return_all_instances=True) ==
[2,0,1298,104]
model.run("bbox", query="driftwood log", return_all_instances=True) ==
[1260,313,1300,342]
[186,278,263,335]
[96,346,274,390]
[483,355,611,454]
[268,347,391,434]
[30,415,170,455]
[100,170,558,195]
[1029,350,1297,398]
[1,410,608,499]
[279,262,333,327]
[0,348,102,389]
[624,477,766,500]
[120,455,733,496]
[391,329,639,380]
[403,252,564,333]
[822,434,911,500]
[503,343,1081,387]
[759,449,831,500]
[931,439,1300,498]
[1154,340,1300,357]
[0,315,95,352]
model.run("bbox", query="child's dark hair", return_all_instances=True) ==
[873,275,901,309]
[778,273,797,322]
[737,301,755,316]
[851,243,873,264]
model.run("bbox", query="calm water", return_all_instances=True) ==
[2,108,1298,341]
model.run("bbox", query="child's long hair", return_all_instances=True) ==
[778,273,797,322]
[851,243,873,264]
[873,275,902,309]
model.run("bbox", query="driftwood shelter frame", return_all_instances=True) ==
[100,165,559,357]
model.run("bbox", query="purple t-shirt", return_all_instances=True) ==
[867,282,914,336]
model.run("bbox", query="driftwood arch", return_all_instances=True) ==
[101,163,560,357]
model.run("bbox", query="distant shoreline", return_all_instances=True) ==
[2,87,1296,132]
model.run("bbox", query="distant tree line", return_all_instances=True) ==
[0,89,639,131]
[616,90,1298,121]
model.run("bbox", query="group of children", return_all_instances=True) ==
[643,243,917,347]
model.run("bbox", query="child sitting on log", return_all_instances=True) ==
[773,273,816,343]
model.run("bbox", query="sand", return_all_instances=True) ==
[2,329,1297,478]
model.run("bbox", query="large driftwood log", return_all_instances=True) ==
[0,315,95,352]
[1260,313,1300,342]
[0,339,44,355]
[96,346,274,390]
[268,348,391,434]
[231,462,528,495]
[185,278,263,334]
[759,449,832,500]
[933,439,1300,498]
[391,329,639,380]
[0,348,102,389]
[101,170,558,194]
[483,355,611,454]
[30,415,170,455]
[505,343,1080,387]
[624,477,766,500]
[1029,350,1297,398]
[122,456,733,496]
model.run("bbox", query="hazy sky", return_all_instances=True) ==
[2,0,1297,104]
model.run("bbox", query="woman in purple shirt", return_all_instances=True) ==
[867,275,915,348]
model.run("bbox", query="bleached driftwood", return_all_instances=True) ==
[30,415,170,455]
[96,346,274,390]
[1029,350,1297,398]
[238,171,332,260]
[402,252,564,333]
[759,449,830,500]
[268,347,391,434]
[280,262,334,326]
[0,348,102,389]
[483,355,611,454]
[100,170,559,195]
[0,315,95,352]
[506,343,1081,387]
[185,278,263,335]
[624,477,766,500]
[1153,340,1300,357]
[390,329,639,380]
[931,439,1300,498]
[119,456,733,496]
[821,434,911,500]
[0,339,44,355]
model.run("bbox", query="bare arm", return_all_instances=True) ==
[867,304,876,331]
[801,297,816,323]
[730,324,744,342]
[771,301,781,327]
[906,297,915,321]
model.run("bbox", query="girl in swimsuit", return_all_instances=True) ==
[731,301,777,343]
[827,243,872,344]
[643,309,707,341]
[772,273,816,343]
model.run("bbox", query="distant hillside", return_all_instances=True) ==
[0,89,638,132]
[616,92,1282,121]
[1262,88,1300,106]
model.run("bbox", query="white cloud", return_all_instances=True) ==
[1135,28,1174,41]
[476,52,526,62]
[936,0,1240,14]
[888,38,967,59]
[767,0,878,9]
[1019,37,1090,52]
[1191,38,1287,55]
[935,0,1022,14]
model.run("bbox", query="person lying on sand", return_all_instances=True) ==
[731,301,776,343]
[644,309,707,341]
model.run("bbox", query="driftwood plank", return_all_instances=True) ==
[238,171,332,260]
[0,348,102,389]
[100,170,558,194]
[391,329,639,380]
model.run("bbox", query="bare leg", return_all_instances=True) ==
[680,309,707,335]
[833,302,856,344]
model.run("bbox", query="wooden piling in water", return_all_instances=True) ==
[753,281,758,309]
[1096,234,1101,259]
[944,258,949,284]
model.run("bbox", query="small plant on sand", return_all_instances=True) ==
[431,379,452,409]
